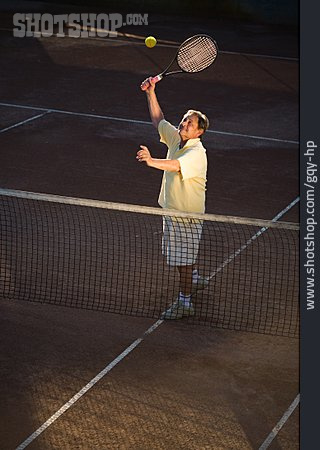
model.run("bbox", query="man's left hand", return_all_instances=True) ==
[136,145,153,166]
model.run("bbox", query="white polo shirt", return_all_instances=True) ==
[158,119,207,213]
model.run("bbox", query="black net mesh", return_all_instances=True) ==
[0,191,299,337]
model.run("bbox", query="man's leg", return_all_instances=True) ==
[177,264,194,296]
[162,264,195,319]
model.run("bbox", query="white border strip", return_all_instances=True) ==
[0,188,300,230]
[0,102,298,145]
[15,319,164,450]
[0,112,49,134]
[258,394,300,449]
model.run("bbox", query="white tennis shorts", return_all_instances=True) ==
[162,216,203,266]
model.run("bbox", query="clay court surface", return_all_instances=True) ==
[0,4,299,449]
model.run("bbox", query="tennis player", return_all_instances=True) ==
[137,77,209,319]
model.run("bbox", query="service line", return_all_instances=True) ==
[0,102,298,145]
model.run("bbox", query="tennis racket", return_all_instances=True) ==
[141,34,218,90]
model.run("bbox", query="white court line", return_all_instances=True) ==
[0,112,50,134]
[0,102,298,145]
[210,129,298,145]
[63,25,299,61]
[14,196,299,448]
[208,196,300,280]
[258,394,300,449]
[0,26,298,62]
[15,319,164,450]
[221,50,298,62]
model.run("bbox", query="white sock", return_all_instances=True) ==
[192,269,199,283]
[179,292,192,307]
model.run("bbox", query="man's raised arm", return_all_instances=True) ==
[140,77,164,128]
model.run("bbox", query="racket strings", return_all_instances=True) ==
[177,36,217,73]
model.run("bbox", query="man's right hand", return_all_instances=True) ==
[140,77,156,92]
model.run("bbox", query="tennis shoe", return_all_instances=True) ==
[162,300,195,320]
[192,276,209,293]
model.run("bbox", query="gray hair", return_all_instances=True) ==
[186,109,209,133]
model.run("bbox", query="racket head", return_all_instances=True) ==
[175,34,218,74]
[141,34,218,90]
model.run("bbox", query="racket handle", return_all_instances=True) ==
[151,74,163,83]
[141,74,163,91]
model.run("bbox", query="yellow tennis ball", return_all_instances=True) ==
[145,36,157,48]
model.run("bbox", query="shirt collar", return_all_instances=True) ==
[179,137,201,150]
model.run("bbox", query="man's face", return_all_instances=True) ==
[178,113,203,141]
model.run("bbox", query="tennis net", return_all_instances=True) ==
[0,189,299,337]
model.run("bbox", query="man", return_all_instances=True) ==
[137,77,209,319]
